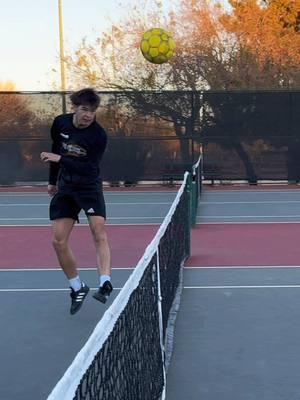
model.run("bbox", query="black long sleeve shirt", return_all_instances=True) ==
[49,113,107,188]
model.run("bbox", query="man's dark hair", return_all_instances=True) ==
[70,88,100,110]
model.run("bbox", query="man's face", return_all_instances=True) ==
[73,104,97,129]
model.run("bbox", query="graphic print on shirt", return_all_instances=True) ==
[62,142,87,157]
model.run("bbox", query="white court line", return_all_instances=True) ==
[0,287,122,292]
[0,191,176,196]
[99,191,175,195]
[0,218,51,221]
[105,192,176,195]
[8,200,300,206]
[0,216,164,221]
[0,193,49,196]
[0,204,48,206]
[1,189,299,196]
[184,285,300,289]
[184,265,300,269]
[1,265,299,272]
[2,285,300,293]
[200,200,300,204]
[199,215,300,219]
[0,267,135,272]
[197,221,300,224]
[0,202,171,207]
[204,190,300,194]
[0,223,159,227]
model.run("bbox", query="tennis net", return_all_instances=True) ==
[47,171,194,400]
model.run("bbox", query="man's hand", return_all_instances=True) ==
[40,152,61,163]
[47,184,58,197]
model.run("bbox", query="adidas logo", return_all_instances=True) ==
[75,293,86,302]
[87,208,95,213]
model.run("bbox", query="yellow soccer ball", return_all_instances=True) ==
[140,28,175,64]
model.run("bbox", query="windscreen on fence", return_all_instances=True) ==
[0,91,299,185]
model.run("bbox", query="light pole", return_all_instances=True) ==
[58,0,66,112]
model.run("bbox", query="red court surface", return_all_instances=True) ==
[187,223,300,267]
[2,222,300,269]
[0,225,158,269]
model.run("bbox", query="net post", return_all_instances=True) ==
[191,171,197,227]
[199,153,203,196]
[186,171,195,228]
[190,154,202,227]
[184,174,191,258]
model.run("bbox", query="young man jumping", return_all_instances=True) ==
[41,88,113,315]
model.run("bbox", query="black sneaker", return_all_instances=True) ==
[70,283,89,315]
[93,281,113,304]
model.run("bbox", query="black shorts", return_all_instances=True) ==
[50,188,106,221]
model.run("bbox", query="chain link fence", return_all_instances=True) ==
[0,90,299,185]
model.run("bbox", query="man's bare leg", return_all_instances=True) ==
[51,218,78,279]
[52,218,89,314]
[89,215,112,303]
[88,215,111,277]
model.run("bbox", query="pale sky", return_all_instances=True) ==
[0,0,228,91]
[0,0,178,90]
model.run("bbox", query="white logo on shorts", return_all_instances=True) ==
[87,208,95,213]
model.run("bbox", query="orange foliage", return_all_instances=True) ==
[0,82,35,136]
[176,0,300,88]
[221,0,300,67]
[66,0,299,90]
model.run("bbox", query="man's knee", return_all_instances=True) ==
[52,236,68,251]
[91,225,108,245]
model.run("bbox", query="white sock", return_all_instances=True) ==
[99,275,111,287]
[69,276,82,291]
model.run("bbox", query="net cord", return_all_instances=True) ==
[47,172,189,400]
